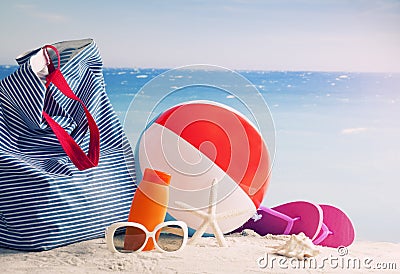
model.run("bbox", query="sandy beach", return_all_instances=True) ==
[1,230,398,274]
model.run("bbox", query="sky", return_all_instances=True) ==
[0,0,399,72]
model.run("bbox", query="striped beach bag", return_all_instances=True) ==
[0,39,137,251]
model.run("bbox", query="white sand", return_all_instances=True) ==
[0,231,399,273]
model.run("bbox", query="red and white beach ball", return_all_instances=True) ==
[136,101,271,233]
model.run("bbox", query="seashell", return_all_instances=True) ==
[273,232,320,260]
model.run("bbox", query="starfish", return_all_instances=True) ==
[175,178,253,247]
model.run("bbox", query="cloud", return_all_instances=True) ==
[340,127,369,135]
[15,3,67,23]
[36,13,67,22]
[15,4,35,9]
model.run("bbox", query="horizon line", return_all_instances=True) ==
[1,64,399,74]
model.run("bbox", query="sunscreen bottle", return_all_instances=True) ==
[125,168,171,251]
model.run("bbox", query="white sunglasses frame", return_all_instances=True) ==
[105,220,188,253]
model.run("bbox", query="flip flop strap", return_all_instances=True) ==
[312,223,333,245]
[260,206,300,235]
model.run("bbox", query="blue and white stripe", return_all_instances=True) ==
[0,39,137,251]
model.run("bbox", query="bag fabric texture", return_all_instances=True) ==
[0,39,137,251]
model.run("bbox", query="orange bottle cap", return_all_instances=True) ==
[143,168,171,186]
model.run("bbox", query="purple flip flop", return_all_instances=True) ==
[237,201,323,240]
[313,204,355,247]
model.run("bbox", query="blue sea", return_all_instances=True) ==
[1,65,399,243]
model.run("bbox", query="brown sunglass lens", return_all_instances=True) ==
[156,225,185,252]
[113,226,147,253]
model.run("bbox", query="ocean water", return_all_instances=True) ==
[1,65,399,243]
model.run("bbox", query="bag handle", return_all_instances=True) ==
[41,45,100,171]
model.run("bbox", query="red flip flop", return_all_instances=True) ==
[313,204,355,247]
[238,201,323,240]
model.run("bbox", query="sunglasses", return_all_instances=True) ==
[105,221,188,253]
